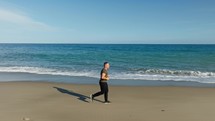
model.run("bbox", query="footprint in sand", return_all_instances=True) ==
[23,117,30,121]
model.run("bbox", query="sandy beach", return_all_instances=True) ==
[1,81,215,121]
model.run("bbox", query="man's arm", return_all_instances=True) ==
[101,73,109,80]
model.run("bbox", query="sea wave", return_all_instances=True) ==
[0,66,214,83]
[130,68,215,76]
[0,66,99,78]
[115,68,215,83]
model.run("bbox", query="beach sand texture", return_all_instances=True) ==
[1,82,215,121]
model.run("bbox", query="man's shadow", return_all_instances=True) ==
[53,87,103,103]
[53,87,89,103]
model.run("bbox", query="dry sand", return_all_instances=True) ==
[1,81,215,121]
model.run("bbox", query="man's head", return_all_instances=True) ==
[104,62,110,69]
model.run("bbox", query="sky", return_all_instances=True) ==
[0,0,215,44]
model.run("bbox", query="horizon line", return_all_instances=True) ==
[0,43,214,45]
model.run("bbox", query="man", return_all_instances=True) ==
[90,62,111,104]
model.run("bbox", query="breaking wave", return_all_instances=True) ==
[0,66,214,84]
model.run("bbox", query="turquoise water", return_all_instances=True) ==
[0,44,214,84]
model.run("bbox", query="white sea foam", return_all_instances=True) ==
[0,66,99,78]
[111,73,215,84]
[0,66,215,84]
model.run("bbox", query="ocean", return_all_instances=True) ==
[0,44,214,86]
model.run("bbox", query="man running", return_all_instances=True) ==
[90,62,111,104]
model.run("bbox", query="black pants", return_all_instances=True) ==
[92,82,109,102]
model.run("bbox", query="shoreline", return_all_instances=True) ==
[1,72,215,87]
[1,81,215,121]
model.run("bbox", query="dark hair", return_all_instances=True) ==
[104,62,109,66]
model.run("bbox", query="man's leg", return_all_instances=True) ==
[104,82,109,102]
[92,82,105,98]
